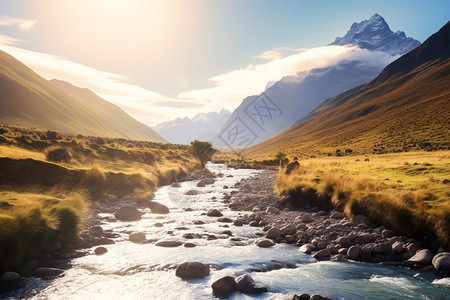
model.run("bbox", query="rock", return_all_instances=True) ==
[197,178,215,187]
[129,232,146,243]
[302,213,313,223]
[266,206,280,214]
[266,227,282,239]
[404,249,434,268]
[94,247,108,255]
[432,252,450,276]
[89,225,104,237]
[207,209,223,217]
[148,201,170,214]
[382,229,395,239]
[233,219,244,226]
[46,130,57,139]
[0,272,20,291]
[360,243,375,261]
[217,217,233,223]
[373,243,390,255]
[114,205,143,221]
[46,148,71,162]
[235,274,267,294]
[106,194,118,202]
[257,239,275,247]
[290,294,310,300]
[331,211,344,219]
[359,233,376,243]
[392,241,404,254]
[354,214,370,225]
[185,190,200,195]
[313,249,331,259]
[33,267,64,278]
[212,276,236,295]
[299,243,317,254]
[184,242,197,248]
[223,185,229,189]
[175,261,210,279]
[310,294,331,300]
[155,239,183,247]
[171,182,181,187]
[406,243,419,253]
[347,246,360,260]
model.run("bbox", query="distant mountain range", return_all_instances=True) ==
[152,109,231,144]
[0,51,166,142]
[218,14,421,149]
[243,21,450,158]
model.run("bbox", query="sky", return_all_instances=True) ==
[0,0,448,125]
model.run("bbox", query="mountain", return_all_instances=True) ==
[0,50,166,142]
[153,109,231,144]
[331,13,421,55]
[242,21,450,159]
[218,14,420,149]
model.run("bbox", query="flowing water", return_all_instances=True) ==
[5,164,450,299]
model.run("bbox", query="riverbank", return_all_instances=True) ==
[229,169,450,276]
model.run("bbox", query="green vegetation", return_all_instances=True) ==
[0,124,201,273]
[188,140,215,168]
[275,152,450,249]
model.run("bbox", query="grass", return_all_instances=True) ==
[0,124,201,273]
[274,151,450,249]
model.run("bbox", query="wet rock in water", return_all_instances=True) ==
[223,185,229,189]
[310,294,331,300]
[404,249,434,268]
[347,246,360,260]
[184,242,197,248]
[155,239,183,247]
[235,274,268,294]
[185,190,200,195]
[299,243,317,254]
[154,222,164,227]
[207,209,223,217]
[114,205,143,221]
[175,261,210,279]
[89,225,104,237]
[217,217,233,223]
[0,272,21,292]
[266,206,280,214]
[266,227,282,239]
[432,252,450,276]
[233,219,244,226]
[290,294,310,300]
[171,182,181,187]
[148,201,170,214]
[94,247,108,255]
[256,239,275,247]
[313,249,331,259]
[212,276,236,295]
[33,267,65,278]
[197,178,215,187]
[129,232,146,243]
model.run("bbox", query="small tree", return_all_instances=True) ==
[275,152,287,167]
[188,140,215,168]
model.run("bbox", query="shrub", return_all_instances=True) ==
[57,207,79,239]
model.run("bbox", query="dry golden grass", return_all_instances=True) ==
[275,151,450,248]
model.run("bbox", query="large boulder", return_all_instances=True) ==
[207,209,223,217]
[235,274,268,294]
[148,201,170,214]
[0,272,21,292]
[212,276,236,295]
[299,243,317,254]
[266,227,282,239]
[313,249,331,259]
[347,246,360,260]
[46,148,71,162]
[114,205,143,221]
[404,249,433,268]
[175,262,210,279]
[432,252,450,276]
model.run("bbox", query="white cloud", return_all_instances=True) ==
[179,45,396,112]
[0,17,37,31]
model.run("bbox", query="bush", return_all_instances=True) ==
[188,140,215,168]
[57,207,79,239]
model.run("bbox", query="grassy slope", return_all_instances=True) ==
[0,124,200,273]
[0,50,166,142]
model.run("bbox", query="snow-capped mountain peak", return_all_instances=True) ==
[331,13,420,55]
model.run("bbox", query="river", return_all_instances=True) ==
[5,164,450,299]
